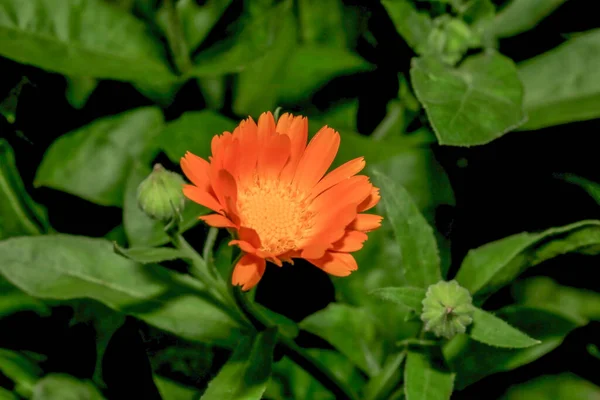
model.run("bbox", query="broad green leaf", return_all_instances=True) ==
[370,287,426,314]
[455,220,600,301]
[65,76,98,110]
[469,308,540,348]
[1,139,49,239]
[0,277,50,318]
[556,173,600,205]
[298,0,347,47]
[31,374,105,400]
[382,0,432,54]
[189,1,292,78]
[35,107,164,207]
[0,349,42,398]
[155,110,235,162]
[113,243,188,264]
[200,328,277,400]
[363,352,406,400]
[278,46,373,103]
[444,306,584,389]
[0,235,245,347]
[491,0,567,38]
[154,375,200,400]
[512,276,600,322]
[411,51,526,146]
[123,163,208,247]
[371,170,441,288]
[233,1,296,116]
[0,0,175,84]
[518,29,600,130]
[501,373,600,400]
[299,303,383,377]
[404,350,454,400]
[157,0,232,53]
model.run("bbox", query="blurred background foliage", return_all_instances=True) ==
[2,0,600,399]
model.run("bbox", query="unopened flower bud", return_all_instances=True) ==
[421,280,474,339]
[137,164,185,222]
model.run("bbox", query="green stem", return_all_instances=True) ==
[233,286,359,400]
[163,0,192,74]
[202,227,220,279]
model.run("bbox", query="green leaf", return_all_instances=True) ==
[154,375,200,400]
[455,220,600,301]
[0,0,175,84]
[469,307,540,348]
[298,0,347,47]
[155,110,235,162]
[189,1,292,78]
[113,243,188,264]
[31,374,105,400]
[0,277,50,318]
[123,163,208,247]
[491,0,567,38]
[278,46,372,103]
[444,306,584,389]
[404,350,454,400]
[200,328,277,400]
[233,1,296,116]
[35,107,164,207]
[500,373,600,400]
[0,235,245,347]
[0,387,19,400]
[299,303,383,377]
[411,51,526,146]
[1,139,49,239]
[370,287,426,314]
[371,169,441,288]
[518,29,600,130]
[0,349,42,398]
[382,0,432,54]
[65,76,98,110]
[512,276,600,322]
[363,352,406,400]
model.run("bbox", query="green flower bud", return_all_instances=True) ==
[137,164,185,222]
[421,280,474,339]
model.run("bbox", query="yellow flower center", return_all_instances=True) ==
[237,180,313,255]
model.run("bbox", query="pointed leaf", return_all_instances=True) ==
[370,287,426,314]
[411,51,526,146]
[382,0,432,54]
[113,243,188,264]
[31,374,105,400]
[372,169,441,288]
[470,308,540,348]
[492,0,567,38]
[363,352,406,400]
[200,328,278,400]
[0,0,175,84]
[404,350,454,400]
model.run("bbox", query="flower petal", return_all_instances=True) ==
[182,184,222,212]
[310,175,372,213]
[199,214,236,228]
[280,116,308,182]
[212,169,238,213]
[309,157,365,201]
[331,230,368,252]
[180,152,211,190]
[258,133,291,180]
[349,214,383,232]
[358,187,381,212]
[292,126,340,192]
[307,252,358,277]
[232,254,266,291]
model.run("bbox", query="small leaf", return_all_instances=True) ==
[0,387,19,400]
[113,243,188,264]
[455,220,600,301]
[0,349,42,398]
[382,0,432,54]
[0,0,175,84]
[31,374,105,400]
[65,76,98,110]
[556,173,600,205]
[518,29,600,130]
[371,169,441,288]
[411,51,526,146]
[370,287,426,314]
[1,139,50,239]
[154,375,200,400]
[35,107,164,207]
[491,0,567,38]
[300,303,383,377]
[404,350,454,400]
[0,235,245,347]
[501,373,600,400]
[469,308,540,348]
[445,306,584,389]
[200,328,278,400]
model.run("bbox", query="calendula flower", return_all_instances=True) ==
[181,112,382,290]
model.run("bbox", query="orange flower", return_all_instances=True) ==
[181,112,382,290]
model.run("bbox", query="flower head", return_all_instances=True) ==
[137,164,186,222]
[181,112,382,290]
[421,280,474,339]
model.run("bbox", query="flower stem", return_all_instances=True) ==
[163,0,192,74]
[233,286,359,400]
